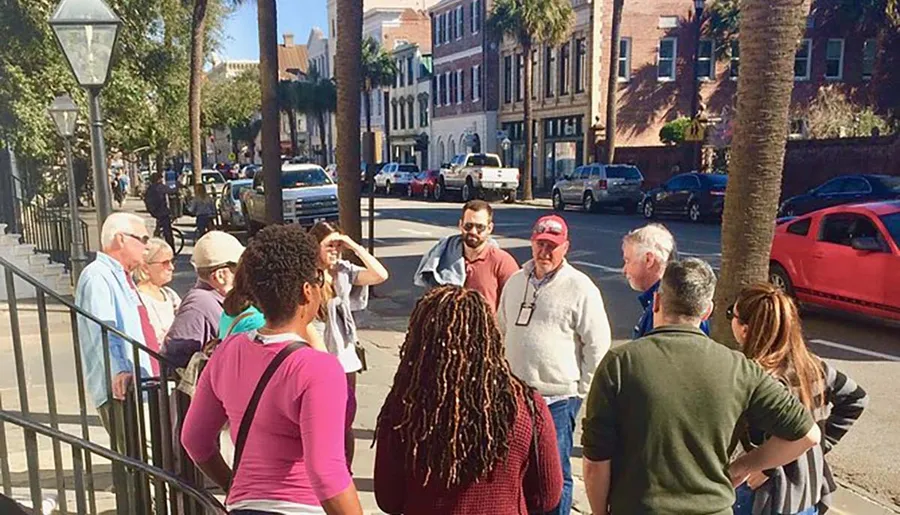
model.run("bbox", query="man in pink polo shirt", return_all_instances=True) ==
[459,200,519,312]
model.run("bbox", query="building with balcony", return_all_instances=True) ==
[388,43,433,167]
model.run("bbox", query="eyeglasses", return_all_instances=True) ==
[462,222,488,233]
[125,233,150,245]
[533,219,565,236]
[148,259,175,267]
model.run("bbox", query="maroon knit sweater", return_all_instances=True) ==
[374,389,563,515]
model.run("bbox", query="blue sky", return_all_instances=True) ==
[219,0,328,60]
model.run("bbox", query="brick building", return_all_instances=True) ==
[428,0,500,168]
[497,0,604,191]
[388,43,433,167]
[600,0,883,149]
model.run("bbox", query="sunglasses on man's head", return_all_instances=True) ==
[533,220,564,236]
[463,222,488,233]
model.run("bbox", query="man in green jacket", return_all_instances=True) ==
[581,258,821,515]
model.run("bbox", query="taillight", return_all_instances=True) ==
[597,179,608,190]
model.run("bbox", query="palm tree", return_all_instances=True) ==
[257,0,283,224]
[297,68,337,167]
[361,37,398,134]
[604,0,624,163]
[187,0,210,194]
[487,0,574,201]
[335,0,364,241]
[277,80,300,157]
[710,0,810,345]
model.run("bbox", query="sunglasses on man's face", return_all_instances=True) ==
[462,222,488,233]
[532,220,564,236]
[125,233,150,245]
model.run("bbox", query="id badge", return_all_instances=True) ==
[516,303,535,326]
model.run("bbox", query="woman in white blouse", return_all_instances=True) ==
[135,238,181,343]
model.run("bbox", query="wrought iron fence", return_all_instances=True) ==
[0,255,223,514]
[10,175,91,271]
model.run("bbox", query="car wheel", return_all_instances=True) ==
[583,193,595,213]
[435,179,446,202]
[643,199,655,219]
[552,190,565,211]
[504,189,517,204]
[462,180,474,202]
[423,186,430,199]
[385,180,392,195]
[688,201,702,223]
[769,263,796,297]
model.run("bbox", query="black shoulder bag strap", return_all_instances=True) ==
[230,341,303,482]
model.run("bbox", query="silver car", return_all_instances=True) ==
[219,179,253,229]
[552,164,644,213]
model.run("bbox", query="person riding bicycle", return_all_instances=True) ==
[145,172,176,251]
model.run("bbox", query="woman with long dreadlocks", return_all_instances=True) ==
[374,285,562,514]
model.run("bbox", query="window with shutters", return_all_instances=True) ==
[560,42,570,95]
[503,55,512,104]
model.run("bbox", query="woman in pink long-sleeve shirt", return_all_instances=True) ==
[181,224,362,515]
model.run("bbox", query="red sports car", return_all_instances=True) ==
[408,170,441,200]
[769,200,900,321]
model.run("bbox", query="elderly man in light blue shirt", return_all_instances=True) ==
[75,212,153,451]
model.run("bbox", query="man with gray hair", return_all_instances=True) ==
[76,212,157,452]
[622,223,708,338]
[581,258,821,515]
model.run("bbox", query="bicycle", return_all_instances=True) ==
[154,223,185,257]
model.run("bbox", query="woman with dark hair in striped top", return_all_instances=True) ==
[729,283,868,515]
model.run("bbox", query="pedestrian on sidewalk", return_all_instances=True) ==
[135,238,181,344]
[181,224,363,515]
[144,172,175,252]
[414,200,519,312]
[163,231,244,369]
[497,214,612,515]
[75,212,157,452]
[729,283,868,515]
[374,285,562,515]
[191,186,216,237]
[622,223,709,338]
[310,221,389,470]
[581,259,822,515]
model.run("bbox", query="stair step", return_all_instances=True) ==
[12,244,35,256]
[27,253,50,267]
[0,234,22,246]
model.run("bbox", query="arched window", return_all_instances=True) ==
[450,138,456,158]
[439,139,446,165]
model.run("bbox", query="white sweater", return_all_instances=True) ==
[498,260,612,398]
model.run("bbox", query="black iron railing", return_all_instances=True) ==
[10,175,91,270]
[0,255,222,514]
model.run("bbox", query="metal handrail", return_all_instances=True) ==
[0,411,225,514]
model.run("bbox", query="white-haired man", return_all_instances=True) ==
[75,212,156,452]
[622,223,708,338]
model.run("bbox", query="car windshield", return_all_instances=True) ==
[466,155,502,167]
[231,183,251,199]
[704,174,728,187]
[880,213,900,247]
[282,168,331,188]
[876,176,900,192]
[202,173,225,184]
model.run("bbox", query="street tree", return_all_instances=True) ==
[604,0,625,163]
[487,0,574,201]
[296,68,337,167]
[361,37,398,134]
[203,70,261,133]
[231,118,262,164]
[277,80,301,157]
[335,0,365,241]
[711,0,810,346]
[257,0,283,224]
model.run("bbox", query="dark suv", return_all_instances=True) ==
[642,173,728,223]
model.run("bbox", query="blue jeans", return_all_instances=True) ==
[546,397,583,515]
[734,483,817,515]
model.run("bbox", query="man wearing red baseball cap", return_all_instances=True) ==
[498,214,612,515]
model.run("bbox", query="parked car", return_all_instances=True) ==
[375,163,419,195]
[769,200,900,321]
[552,164,644,213]
[641,172,728,223]
[435,153,519,203]
[241,164,339,234]
[408,170,441,200]
[179,170,226,215]
[218,179,253,229]
[778,174,900,217]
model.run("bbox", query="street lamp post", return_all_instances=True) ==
[49,0,121,238]
[48,95,89,282]
[691,0,706,172]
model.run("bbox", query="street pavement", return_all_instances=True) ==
[1,195,898,513]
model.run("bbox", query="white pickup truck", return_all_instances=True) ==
[435,153,520,203]
[241,163,339,234]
